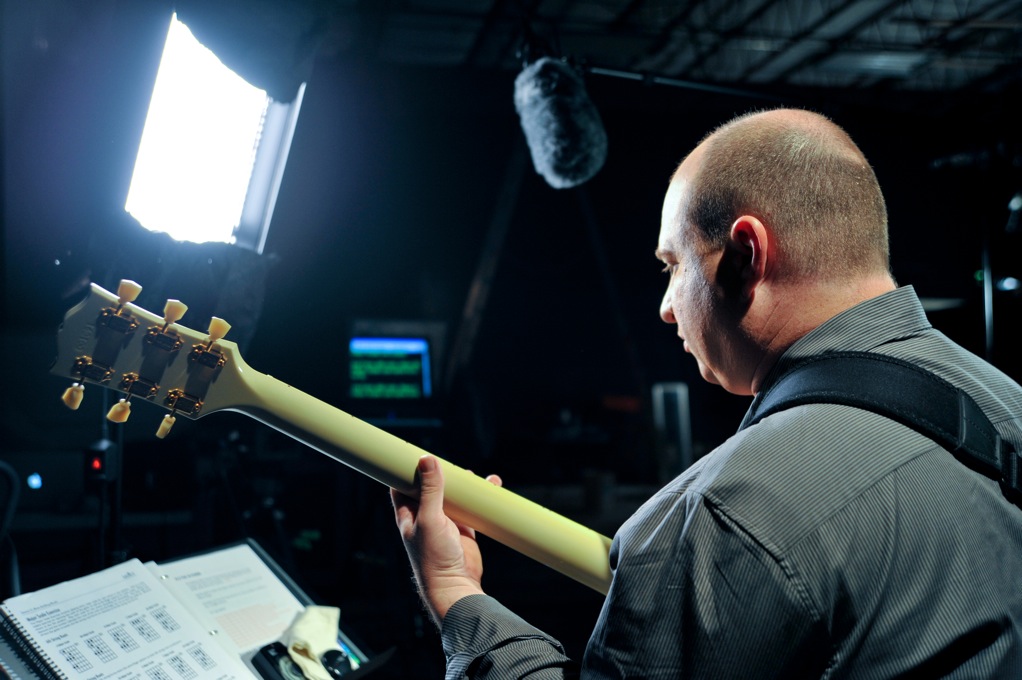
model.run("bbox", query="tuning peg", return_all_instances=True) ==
[207,317,231,344]
[116,280,142,307]
[106,398,131,423]
[61,383,84,410]
[155,414,176,439]
[163,299,188,326]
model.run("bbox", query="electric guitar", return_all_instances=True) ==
[52,280,613,594]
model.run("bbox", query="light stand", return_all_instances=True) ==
[0,459,21,598]
[87,390,127,568]
[982,192,1022,362]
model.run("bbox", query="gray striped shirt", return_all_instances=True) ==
[442,286,1022,678]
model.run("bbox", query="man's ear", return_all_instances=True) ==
[718,215,770,302]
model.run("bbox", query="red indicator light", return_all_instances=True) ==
[91,457,103,471]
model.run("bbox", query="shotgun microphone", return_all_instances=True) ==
[513,57,608,189]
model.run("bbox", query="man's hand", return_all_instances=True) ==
[391,455,502,625]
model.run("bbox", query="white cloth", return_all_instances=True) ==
[285,605,342,680]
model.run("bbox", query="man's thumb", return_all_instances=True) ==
[416,455,444,508]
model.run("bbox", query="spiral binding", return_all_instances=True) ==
[0,606,67,680]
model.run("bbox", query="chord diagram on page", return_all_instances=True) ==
[165,653,198,680]
[84,633,117,663]
[144,664,174,680]
[128,614,161,642]
[186,644,217,671]
[58,643,94,674]
[109,624,140,652]
[150,605,182,633]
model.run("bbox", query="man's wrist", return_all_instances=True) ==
[423,578,485,623]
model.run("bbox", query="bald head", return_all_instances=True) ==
[680,108,890,281]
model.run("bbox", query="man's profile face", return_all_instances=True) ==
[656,146,750,396]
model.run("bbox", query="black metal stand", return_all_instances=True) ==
[89,390,127,568]
[982,191,1022,362]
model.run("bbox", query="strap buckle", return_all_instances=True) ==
[1000,438,1022,500]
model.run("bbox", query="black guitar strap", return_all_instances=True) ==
[740,351,1022,507]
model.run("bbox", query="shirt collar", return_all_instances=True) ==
[757,285,931,396]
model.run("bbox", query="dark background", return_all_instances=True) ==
[3,1,1022,677]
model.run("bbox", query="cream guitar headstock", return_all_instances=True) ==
[53,279,239,439]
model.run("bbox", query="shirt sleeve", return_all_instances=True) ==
[440,489,829,680]
[582,488,830,678]
[441,594,580,679]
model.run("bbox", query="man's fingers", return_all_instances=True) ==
[390,486,408,512]
[390,456,446,538]
[467,470,503,488]
[390,488,417,538]
[393,458,502,540]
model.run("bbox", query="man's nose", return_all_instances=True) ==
[660,290,675,323]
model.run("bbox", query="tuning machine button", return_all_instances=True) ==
[100,279,143,334]
[116,279,143,307]
[106,398,131,423]
[146,299,189,352]
[190,317,231,369]
[163,299,187,328]
[207,317,231,344]
[156,414,176,439]
[61,383,84,410]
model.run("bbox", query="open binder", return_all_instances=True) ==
[0,539,381,679]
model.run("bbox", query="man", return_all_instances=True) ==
[391,108,1022,678]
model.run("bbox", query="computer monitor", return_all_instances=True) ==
[348,336,433,400]
[346,320,446,426]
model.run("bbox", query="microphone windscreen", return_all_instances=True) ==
[514,57,608,189]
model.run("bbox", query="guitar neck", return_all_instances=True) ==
[49,281,612,593]
[230,366,613,594]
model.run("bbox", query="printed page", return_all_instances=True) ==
[0,559,251,680]
[148,544,306,669]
